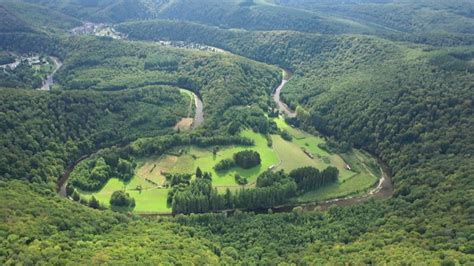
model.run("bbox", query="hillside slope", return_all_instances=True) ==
[0,0,473,264]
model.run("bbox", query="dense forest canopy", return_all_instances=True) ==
[0,0,473,264]
[0,87,188,183]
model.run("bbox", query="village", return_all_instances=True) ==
[155,40,227,53]
[0,53,49,71]
[70,22,125,39]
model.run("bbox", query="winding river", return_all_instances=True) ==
[58,90,203,197]
[57,64,393,214]
[270,70,394,212]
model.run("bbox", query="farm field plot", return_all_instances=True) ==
[271,118,351,177]
[78,119,382,213]
[79,174,171,213]
[294,149,381,203]
[137,130,279,189]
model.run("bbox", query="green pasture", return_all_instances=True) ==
[294,149,380,203]
[79,118,382,213]
[137,130,279,190]
[79,173,171,213]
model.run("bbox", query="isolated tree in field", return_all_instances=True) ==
[235,174,248,185]
[196,167,202,178]
[89,196,100,209]
[280,130,293,141]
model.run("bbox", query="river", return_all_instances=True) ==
[268,70,394,213]
[56,61,393,215]
[58,69,393,214]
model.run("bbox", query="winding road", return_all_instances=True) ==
[191,93,204,128]
[273,70,296,117]
[39,57,62,91]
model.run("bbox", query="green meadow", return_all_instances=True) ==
[79,118,381,213]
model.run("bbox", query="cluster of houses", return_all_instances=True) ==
[156,40,226,53]
[70,22,124,39]
[70,22,103,35]
[0,54,48,71]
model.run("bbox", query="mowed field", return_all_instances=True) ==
[137,130,279,190]
[79,118,381,213]
[79,175,171,214]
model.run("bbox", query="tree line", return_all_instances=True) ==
[170,166,339,214]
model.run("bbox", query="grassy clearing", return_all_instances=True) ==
[79,118,382,213]
[273,117,380,203]
[272,117,353,178]
[294,149,380,203]
[80,174,172,213]
[173,118,193,130]
[173,89,195,131]
[138,130,279,190]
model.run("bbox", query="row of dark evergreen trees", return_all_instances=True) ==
[289,166,339,192]
[170,166,339,214]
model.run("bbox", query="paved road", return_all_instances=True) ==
[273,70,296,117]
[39,57,62,91]
[192,93,204,128]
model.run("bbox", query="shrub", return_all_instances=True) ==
[280,130,293,141]
[235,174,248,185]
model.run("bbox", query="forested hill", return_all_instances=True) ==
[6,0,474,45]
[54,36,280,117]
[1,0,372,34]
[95,4,474,262]
[0,88,189,183]
[0,0,473,264]
[117,20,400,70]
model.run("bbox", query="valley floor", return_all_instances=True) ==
[78,118,382,214]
